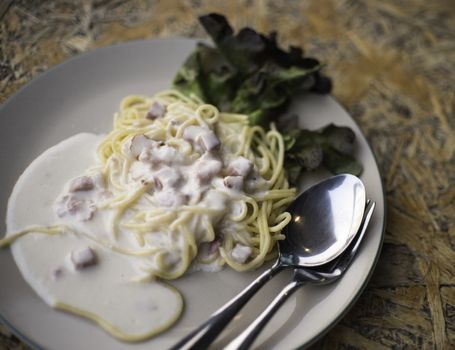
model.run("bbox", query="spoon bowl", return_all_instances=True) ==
[280,174,366,267]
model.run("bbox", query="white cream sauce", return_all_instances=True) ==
[6,133,183,339]
[5,112,268,340]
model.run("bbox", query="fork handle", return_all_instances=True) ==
[224,280,303,350]
[169,262,285,350]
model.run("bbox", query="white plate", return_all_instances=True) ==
[0,39,385,350]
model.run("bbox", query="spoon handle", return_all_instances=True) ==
[169,263,285,350]
[224,279,303,350]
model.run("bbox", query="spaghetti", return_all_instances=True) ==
[93,89,295,278]
[0,89,296,340]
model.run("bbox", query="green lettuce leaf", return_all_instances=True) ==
[174,13,328,126]
[172,13,362,182]
[283,124,363,183]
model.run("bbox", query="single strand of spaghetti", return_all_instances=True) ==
[242,126,265,158]
[229,201,248,222]
[120,158,132,186]
[133,232,145,247]
[155,232,191,280]
[0,225,66,247]
[122,211,177,231]
[243,197,259,224]
[144,127,167,142]
[203,218,216,243]
[226,231,236,249]
[255,145,271,175]
[219,112,249,124]
[245,224,260,234]
[1,225,160,257]
[181,226,198,260]
[98,192,127,209]
[232,231,252,247]
[268,212,292,233]
[196,104,219,125]
[123,219,176,234]
[169,212,192,231]
[128,210,147,221]
[257,143,277,181]
[266,130,285,186]
[54,290,182,343]
[197,252,220,264]
[271,196,295,211]
[255,191,295,202]
[268,124,279,155]
[120,95,149,110]
[114,180,154,209]
[108,184,152,237]
[178,206,224,214]
[271,170,287,190]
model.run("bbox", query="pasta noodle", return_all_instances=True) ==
[0,89,297,341]
[95,89,295,277]
[1,89,295,280]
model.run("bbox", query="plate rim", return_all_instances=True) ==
[295,94,386,349]
[0,37,386,350]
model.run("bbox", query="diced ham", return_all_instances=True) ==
[228,156,253,177]
[55,195,96,221]
[231,244,252,263]
[70,247,97,270]
[69,176,94,192]
[146,101,166,119]
[55,195,77,217]
[63,195,82,215]
[154,190,188,207]
[66,197,82,215]
[76,202,96,221]
[223,176,244,191]
[154,177,163,190]
[153,167,182,189]
[197,131,220,151]
[129,135,157,158]
[196,158,222,183]
[183,126,220,153]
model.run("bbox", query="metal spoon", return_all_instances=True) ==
[170,174,366,350]
[224,199,375,350]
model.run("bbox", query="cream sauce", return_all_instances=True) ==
[6,133,183,340]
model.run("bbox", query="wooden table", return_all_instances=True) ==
[1,1,453,349]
